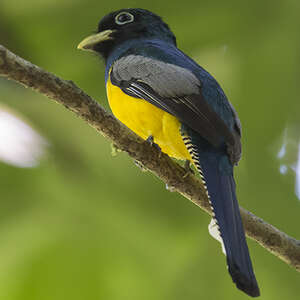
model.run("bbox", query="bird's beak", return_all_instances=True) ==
[77,29,115,51]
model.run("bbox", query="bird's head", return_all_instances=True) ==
[77,8,176,60]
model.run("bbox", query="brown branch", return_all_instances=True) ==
[1,44,299,271]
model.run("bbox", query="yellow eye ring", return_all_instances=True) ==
[115,12,134,25]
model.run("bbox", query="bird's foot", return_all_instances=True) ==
[145,135,161,157]
[183,160,194,178]
[134,136,160,171]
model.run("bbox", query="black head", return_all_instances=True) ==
[78,8,176,60]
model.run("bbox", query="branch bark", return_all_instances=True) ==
[1,44,299,271]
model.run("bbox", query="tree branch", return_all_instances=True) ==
[1,44,299,271]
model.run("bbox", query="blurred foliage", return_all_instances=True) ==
[0,0,300,299]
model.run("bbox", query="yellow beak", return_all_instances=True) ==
[77,29,115,51]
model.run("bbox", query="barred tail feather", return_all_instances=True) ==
[181,130,260,297]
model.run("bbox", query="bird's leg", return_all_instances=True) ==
[146,135,155,147]
[134,136,161,171]
[183,160,194,178]
[145,135,161,157]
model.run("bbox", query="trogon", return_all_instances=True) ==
[77,8,260,297]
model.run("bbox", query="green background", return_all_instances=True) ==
[1,0,300,299]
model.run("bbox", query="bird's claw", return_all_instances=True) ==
[145,135,161,157]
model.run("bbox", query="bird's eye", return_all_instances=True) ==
[115,12,134,25]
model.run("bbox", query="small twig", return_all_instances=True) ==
[1,44,299,271]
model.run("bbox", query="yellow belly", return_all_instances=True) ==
[106,79,191,160]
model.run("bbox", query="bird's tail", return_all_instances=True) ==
[182,130,260,297]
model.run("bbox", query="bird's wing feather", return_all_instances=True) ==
[111,54,240,162]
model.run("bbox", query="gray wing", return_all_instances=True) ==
[111,55,241,164]
[112,55,200,97]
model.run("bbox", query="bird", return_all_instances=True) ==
[77,8,260,297]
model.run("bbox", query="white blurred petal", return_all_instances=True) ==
[279,165,288,174]
[277,142,286,159]
[0,109,47,168]
[277,127,300,201]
